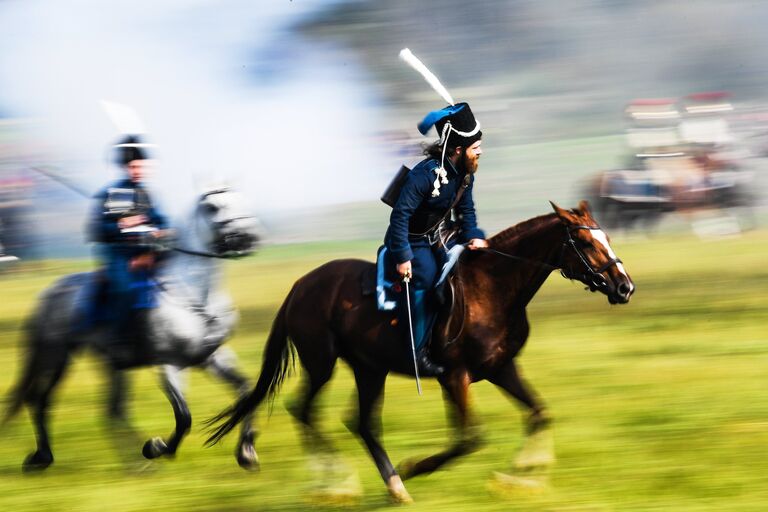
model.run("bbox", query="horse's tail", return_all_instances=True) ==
[3,307,49,425]
[3,275,82,426]
[205,287,296,446]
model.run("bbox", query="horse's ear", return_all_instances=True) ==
[577,199,592,216]
[550,200,576,223]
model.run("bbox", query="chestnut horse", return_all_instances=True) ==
[206,201,634,502]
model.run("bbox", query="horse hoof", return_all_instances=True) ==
[513,428,555,470]
[142,437,168,459]
[236,443,260,471]
[22,451,54,472]
[386,475,413,504]
[488,471,549,497]
[306,473,363,507]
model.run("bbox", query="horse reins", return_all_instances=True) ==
[478,224,622,290]
[173,217,255,260]
[172,247,247,259]
[175,188,255,259]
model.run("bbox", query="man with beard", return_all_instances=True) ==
[383,101,488,376]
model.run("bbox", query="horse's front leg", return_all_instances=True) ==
[202,346,258,470]
[142,365,191,460]
[397,368,483,480]
[487,358,554,470]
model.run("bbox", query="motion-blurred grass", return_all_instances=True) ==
[1,232,767,511]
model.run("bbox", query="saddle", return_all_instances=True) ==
[433,271,466,348]
[73,268,160,332]
[361,246,466,348]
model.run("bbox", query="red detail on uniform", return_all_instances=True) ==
[392,283,402,293]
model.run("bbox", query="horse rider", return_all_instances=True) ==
[384,101,489,376]
[87,135,169,367]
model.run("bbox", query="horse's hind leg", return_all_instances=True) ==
[104,368,144,467]
[284,340,363,499]
[347,367,412,504]
[203,347,258,470]
[22,354,69,472]
[285,353,336,453]
[397,369,482,480]
[142,365,191,460]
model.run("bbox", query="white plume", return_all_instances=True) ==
[399,48,454,105]
[99,99,147,134]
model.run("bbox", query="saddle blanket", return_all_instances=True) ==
[373,244,465,311]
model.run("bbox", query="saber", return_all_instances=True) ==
[30,165,93,198]
[403,275,422,395]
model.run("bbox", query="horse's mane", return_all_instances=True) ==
[489,212,559,250]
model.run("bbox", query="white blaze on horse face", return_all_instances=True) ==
[591,229,632,289]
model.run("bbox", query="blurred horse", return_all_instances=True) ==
[206,200,634,503]
[4,187,261,472]
[587,153,756,233]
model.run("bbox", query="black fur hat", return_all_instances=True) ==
[113,135,151,167]
[425,102,482,148]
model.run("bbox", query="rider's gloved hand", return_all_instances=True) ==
[396,260,412,280]
[467,238,489,250]
[129,253,156,271]
[118,214,148,229]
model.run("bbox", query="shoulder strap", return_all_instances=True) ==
[415,173,471,236]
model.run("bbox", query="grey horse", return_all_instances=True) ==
[4,186,261,472]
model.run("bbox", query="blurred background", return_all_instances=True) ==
[1,1,767,511]
[1,0,768,254]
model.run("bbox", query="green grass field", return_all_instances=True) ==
[1,232,767,511]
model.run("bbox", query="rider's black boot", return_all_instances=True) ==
[110,310,152,369]
[416,347,445,377]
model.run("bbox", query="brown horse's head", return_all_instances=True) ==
[550,200,635,304]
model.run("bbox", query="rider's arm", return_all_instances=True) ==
[146,201,169,231]
[87,189,121,243]
[454,175,485,244]
[387,170,431,264]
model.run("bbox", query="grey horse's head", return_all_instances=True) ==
[195,187,261,258]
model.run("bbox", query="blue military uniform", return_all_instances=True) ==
[385,156,484,289]
[86,135,168,366]
[89,177,168,319]
[384,154,484,369]
[382,104,485,380]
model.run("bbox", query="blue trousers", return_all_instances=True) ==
[385,241,444,351]
[97,246,156,327]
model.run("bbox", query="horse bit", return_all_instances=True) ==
[478,224,622,291]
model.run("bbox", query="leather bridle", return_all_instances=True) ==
[559,225,622,290]
[480,224,622,291]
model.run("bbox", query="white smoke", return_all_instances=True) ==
[0,0,395,220]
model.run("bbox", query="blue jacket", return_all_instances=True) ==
[88,178,168,257]
[385,157,484,264]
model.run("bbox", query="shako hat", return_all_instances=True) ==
[399,48,481,196]
[113,134,152,167]
[418,102,481,148]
